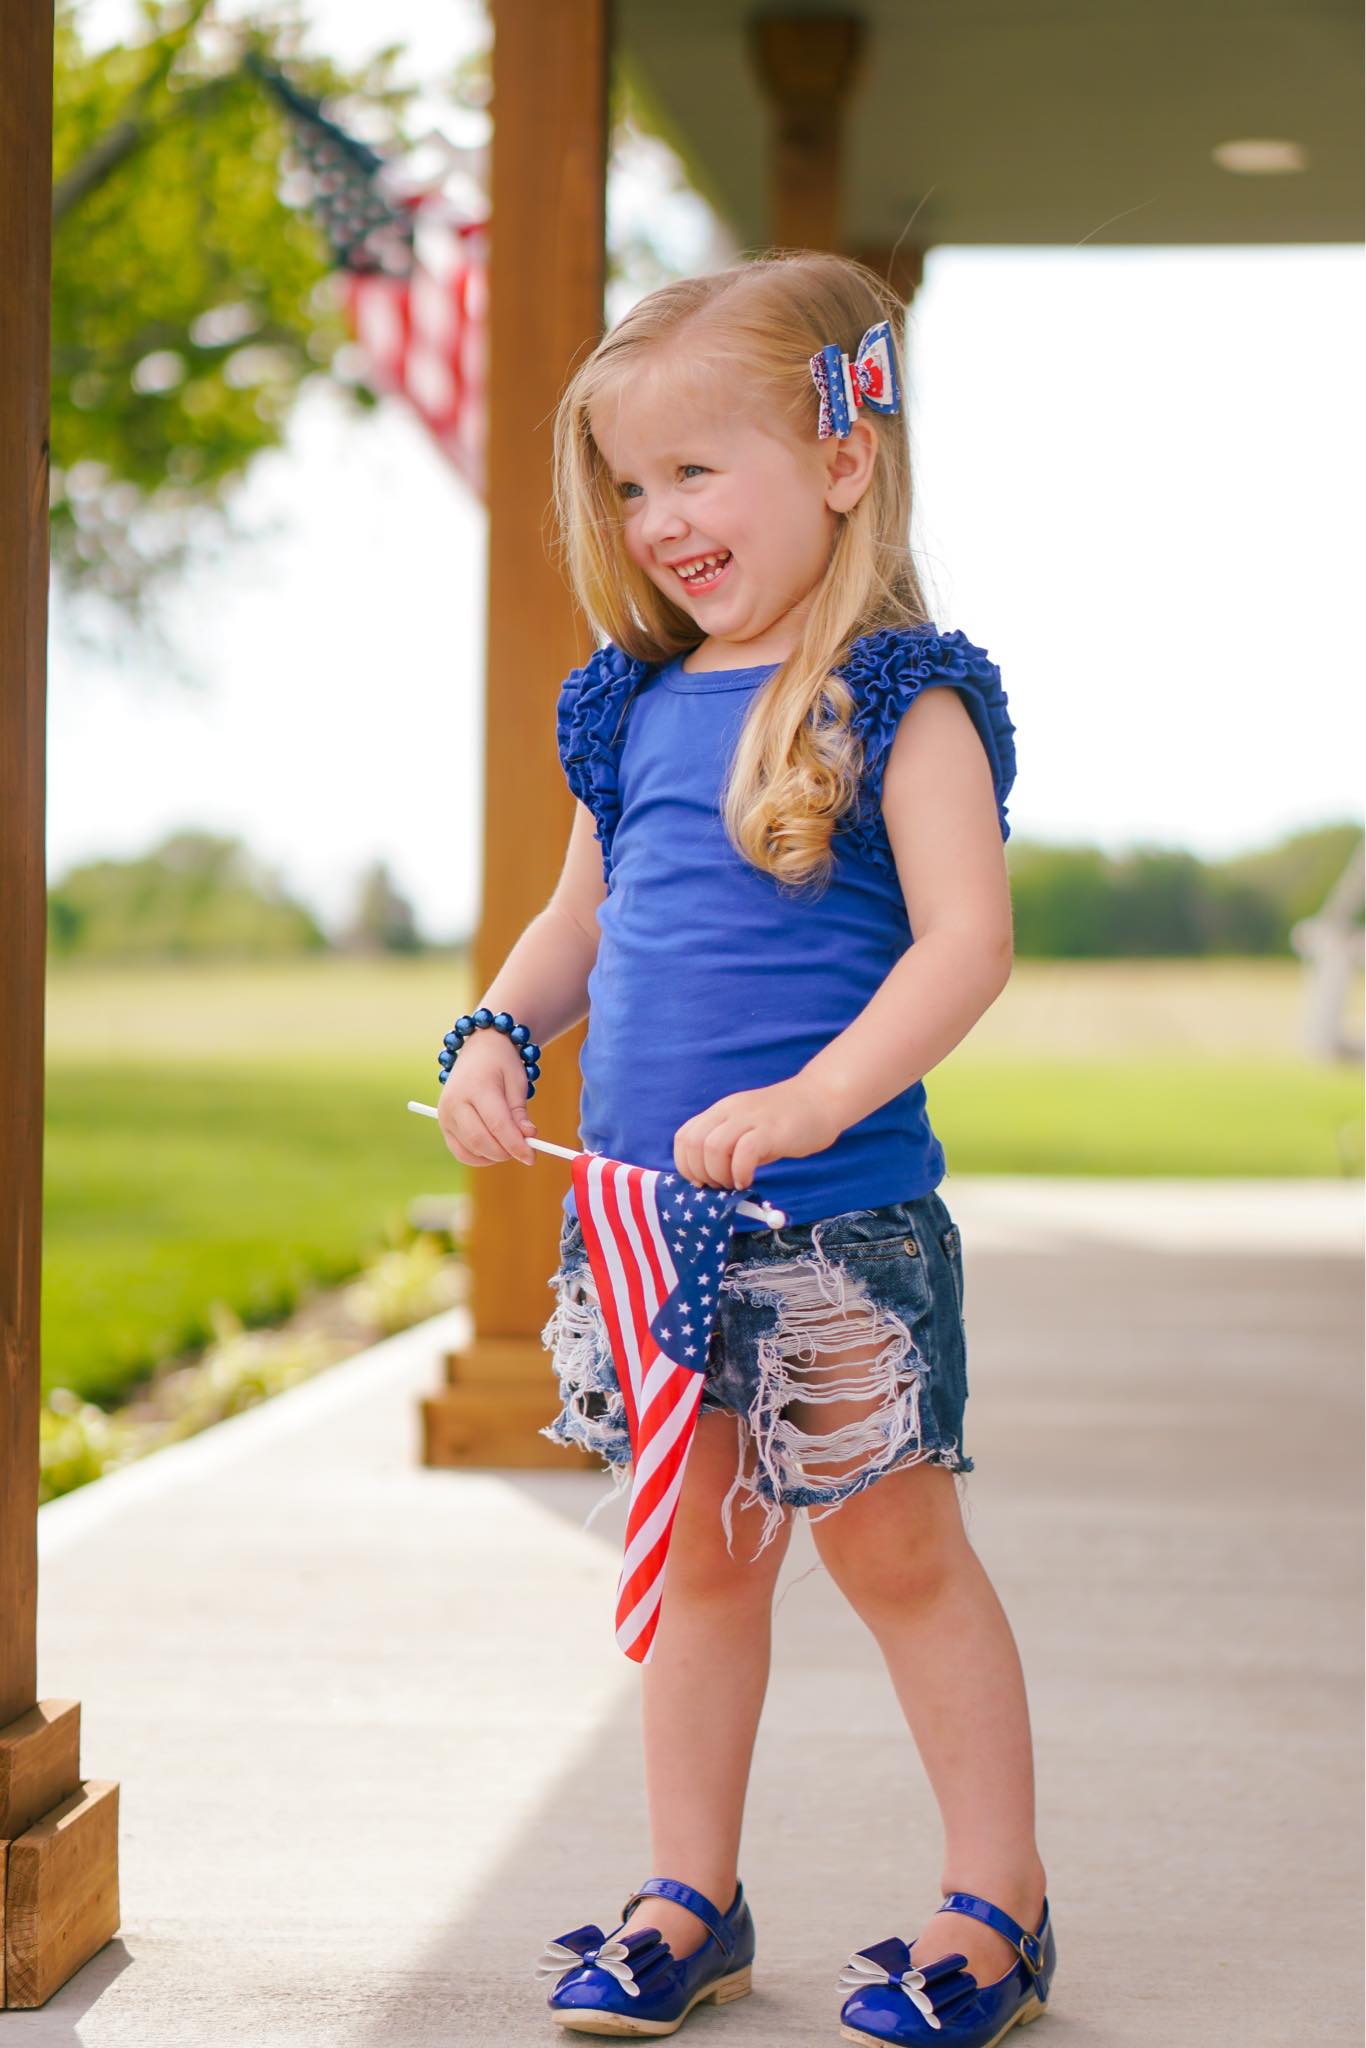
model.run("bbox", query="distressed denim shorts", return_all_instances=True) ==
[539,1190,972,1556]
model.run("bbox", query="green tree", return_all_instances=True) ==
[339,859,423,954]
[1104,847,1212,956]
[1220,822,1365,939]
[48,828,327,959]
[51,0,414,615]
[1007,822,1363,958]
[1007,843,1115,957]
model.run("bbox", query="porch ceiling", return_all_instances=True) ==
[616,0,1364,248]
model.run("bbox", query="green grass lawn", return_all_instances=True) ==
[42,955,1362,1404]
[931,1056,1361,1177]
[43,1057,449,1404]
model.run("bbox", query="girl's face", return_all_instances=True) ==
[590,354,872,662]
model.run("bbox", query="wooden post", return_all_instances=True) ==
[749,15,865,254]
[748,13,926,305]
[0,1,120,2005]
[423,0,609,1467]
[0,0,51,1749]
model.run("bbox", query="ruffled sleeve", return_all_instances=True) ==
[836,624,1018,871]
[555,640,653,884]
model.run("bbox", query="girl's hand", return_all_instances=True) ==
[435,1029,539,1168]
[672,1075,841,1191]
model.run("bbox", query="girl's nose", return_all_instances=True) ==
[639,496,686,550]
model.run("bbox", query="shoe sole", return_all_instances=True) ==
[841,1993,1045,2047]
[551,1964,753,2036]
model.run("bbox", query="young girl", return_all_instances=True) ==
[437,251,1055,2046]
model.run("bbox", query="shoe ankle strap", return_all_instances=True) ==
[937,1892,1046,1978]
[621,1877,737,1958]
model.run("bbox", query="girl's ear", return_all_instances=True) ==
[823,415,878,514]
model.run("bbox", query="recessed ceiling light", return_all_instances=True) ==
[1212,138,1308,174]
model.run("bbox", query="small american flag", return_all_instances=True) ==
[572,1151,747,1663]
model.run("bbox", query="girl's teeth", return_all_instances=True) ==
[677,552,730,583]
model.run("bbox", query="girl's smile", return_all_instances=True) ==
[669,549,733,593]
[587,355,858,662]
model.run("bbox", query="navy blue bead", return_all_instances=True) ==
[443,1030,460,1051]
[492,1011,514,1032]
[523,1062,541,1082]
[438,1049,455,1070]
[509,1024,530,1047]
[525,1082,536,1100]
[454,1014,475,1037]
[521,1041,541,1063]
[472,1007,494,1028]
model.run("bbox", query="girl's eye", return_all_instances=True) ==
[617,465,707,500]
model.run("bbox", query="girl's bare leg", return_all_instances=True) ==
[618,1409,793,1957]
[808,1452,1047,1988]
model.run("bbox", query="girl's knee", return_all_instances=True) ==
[665,1522,791,1606]
[807,1458,967,1609]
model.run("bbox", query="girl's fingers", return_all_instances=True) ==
[489,1090,536,1165]
[466,1090,539,1166]
[451,1097,505,1166]
[702,1119,749,1189]
[677,1114,755,1189]
[437,1036,538,1165]
[435,1101,467,1158]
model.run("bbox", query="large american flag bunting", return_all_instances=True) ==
[247,55,488,497]
[571,1151,748,1664]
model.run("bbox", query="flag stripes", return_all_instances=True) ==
[572,1152,744,1662]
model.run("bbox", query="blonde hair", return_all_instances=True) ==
[551,249,933,893]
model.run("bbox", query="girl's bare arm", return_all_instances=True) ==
[438,802,604,1167]
[799,687,1014,1128]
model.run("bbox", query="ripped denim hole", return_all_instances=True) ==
[540,1257,634,1532]
[715,1233,959,1561]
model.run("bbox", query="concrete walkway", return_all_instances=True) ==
[17,1178,1364,2046]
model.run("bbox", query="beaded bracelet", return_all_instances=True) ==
[438,1007,542,1099]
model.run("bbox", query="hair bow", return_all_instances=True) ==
[809,319,902,439]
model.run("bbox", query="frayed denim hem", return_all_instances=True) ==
[711,1235,973,1561]
[538,1255,636,1534]
[540,1217,972,1551]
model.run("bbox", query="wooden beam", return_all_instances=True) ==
[424,0,611,1462]
[1,0,55,1738]
[1,8,121,2007]
[749,15,865,253]
[750,25,925,405]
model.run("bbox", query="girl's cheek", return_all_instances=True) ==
[621,520,648,571]
[626,534,670,589]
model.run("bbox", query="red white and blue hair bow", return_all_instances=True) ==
[809,319,902,439]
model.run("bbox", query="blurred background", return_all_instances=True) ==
[43,0,1362,1469]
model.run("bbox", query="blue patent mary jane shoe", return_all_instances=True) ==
[537,1875,755,2036]
[837,1891,1056,2047]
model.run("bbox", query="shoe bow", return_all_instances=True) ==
[536,1922,674,1999]
[837,1937,980,2031]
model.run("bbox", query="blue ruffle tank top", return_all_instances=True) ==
[555,623,1017,1235]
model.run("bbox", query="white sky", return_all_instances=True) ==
[50,4,1365,944]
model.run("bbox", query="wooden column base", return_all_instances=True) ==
[0,1703,119,2008]
[422,1335,599,1469]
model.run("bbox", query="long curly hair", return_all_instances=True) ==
[551,250,935,893]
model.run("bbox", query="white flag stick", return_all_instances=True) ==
[405,1100,788,1228]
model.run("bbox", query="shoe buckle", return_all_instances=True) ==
[1017,1930,1043,1978]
